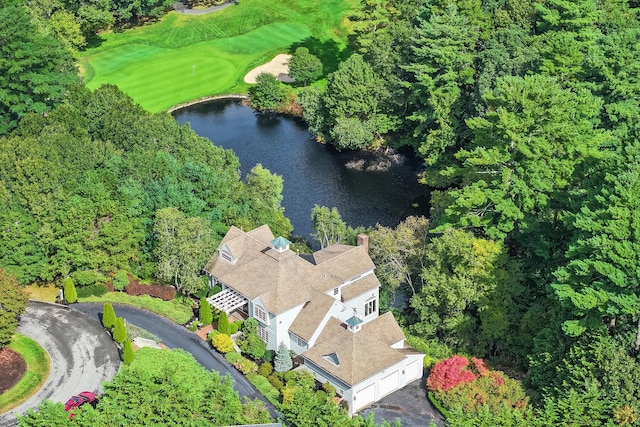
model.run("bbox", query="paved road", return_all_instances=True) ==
[0,302,120,427]
[74,303,281,420]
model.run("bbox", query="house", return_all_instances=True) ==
[205,225,425,415]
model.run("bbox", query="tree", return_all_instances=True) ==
[112,270,129,291]
[274,341,292,372]
[63,277,77,304]
[288,47,323,85]
[153,207,215,295]
[102,302,116,329]
[122,339,135,365]
[0,269,28,348]
[199,297,213,326]
[248,73,288,112]
[113,316,127,344]
[0,1,78,134]
[217,310,230,334]
[238,333,266,360]
[243,164,292,238]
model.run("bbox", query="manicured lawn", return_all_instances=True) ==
[0,335,50,413]
[23,284,58,302]
[78,0,356,112]
[78,293,193,325]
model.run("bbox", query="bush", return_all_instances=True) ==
[262,349,275,363]
[247,372,280,405]
[77,284,109,298]
[315,389,328,403]
[225,351,242,364]
[123,340,135,365]
[71,270,107,287]
[405,333,454,368]
[283,370,315,389]
[229,321,241,335]
[238,333,266,360]
[112,270,130,291]
[113,317,127,344]
[267,373,284,390]
[199,297,213,326]
[187,322,198,332]
[212,333,234,353]
[274,342,292,372]
[242,317,258,335]
[125,281,176,301]
[234,357,258,375]
[427,355,477,392]
[63,277,77,304]
[102,302,116,329]
[258,361,273,377]
[322,382,336,397]
[218,311,230,334]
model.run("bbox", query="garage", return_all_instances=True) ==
[379,371,399,397]
[405,361,420,382]
[354,383,376,410]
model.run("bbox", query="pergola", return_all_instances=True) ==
[207,288,247,314]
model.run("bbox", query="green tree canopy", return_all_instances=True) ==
[288,47,323,86]
[248,73,288,112]
[0,269,28,348]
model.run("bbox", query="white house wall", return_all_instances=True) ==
[343,287,379,321]
[272,304,304,351]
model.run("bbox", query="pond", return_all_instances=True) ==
[173,98,429,245]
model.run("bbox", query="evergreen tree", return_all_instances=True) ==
[122,339,135,365]
[288,47,323,86]
[248,73,288,112]
[199,297,213,327]
[102,302,117,329]
[63,277,77,304]
[274,342,292,372]
[218,311,230,335]
[113,316,127,344]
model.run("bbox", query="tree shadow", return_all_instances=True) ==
[289,37,352,77]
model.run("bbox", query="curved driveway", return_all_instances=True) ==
[74,303,280,419]
[0,301,120,427]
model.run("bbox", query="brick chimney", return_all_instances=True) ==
[357,233,369,254]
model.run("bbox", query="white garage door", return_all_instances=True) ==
[379,371,399,397]
[405,361,419,381]
[354,384,376,410]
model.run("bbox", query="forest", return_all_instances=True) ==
[1,0,640,425]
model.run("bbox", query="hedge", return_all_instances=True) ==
[125,282,176,301]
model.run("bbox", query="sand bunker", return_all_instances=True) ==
[244,54,295,83]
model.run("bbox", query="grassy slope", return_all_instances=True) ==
[78,293,193,325]
[78,0,355,112]
[0,335,50,413]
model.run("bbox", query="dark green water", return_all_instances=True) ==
[173,98,429,244]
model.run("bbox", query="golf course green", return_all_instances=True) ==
[78,0,356,112]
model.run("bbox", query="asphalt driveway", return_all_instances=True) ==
[74,303,281,419]
[0,301,120,427]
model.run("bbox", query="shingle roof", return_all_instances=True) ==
[340,273,380,302]
[289,288,337,342]
[313,245,375,284]
[302,314,407,385]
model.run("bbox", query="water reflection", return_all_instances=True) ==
[173,98,429,245]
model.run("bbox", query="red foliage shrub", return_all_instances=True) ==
[472,357,490,377]
[491,371,505,387]
[427,355,477,392]
[125,279,176,301]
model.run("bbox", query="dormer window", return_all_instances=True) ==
[219,246,235,264]
[271,236,291,253]
[323,352,340,366]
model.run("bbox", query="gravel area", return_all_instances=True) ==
[0,301,120,427]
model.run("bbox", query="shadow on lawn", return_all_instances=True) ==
[289,37,352,80]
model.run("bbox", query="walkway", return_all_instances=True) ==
[74,303,281,420]
[0,302,120,427]
[173,1,236,15]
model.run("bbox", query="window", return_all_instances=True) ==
[364,299,377,316]
[258,326,269,343]
[220,249,233,263]
[254,304,268,323]
[333,287,339,296]
[291,333,307,349]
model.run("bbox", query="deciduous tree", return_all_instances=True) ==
[288,47,323,86]
[0,269,28,348]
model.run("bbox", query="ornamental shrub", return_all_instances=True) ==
[234,357,258,375]
[242,317,258,335]
[102,302,116,329]
[283,370,315,389]
[125,281,176,301]
[427,355,477,392]
[112,270,130,291]
[218,311,230,334]
[76,284,109,298]
[322,382,336,397]
[267,373,284,390]
[199,297,213,326]
[122,340,135,365]
[225,351,242,364]
[113,317,127,344]
[315,390,328,403]
[262,349,275,363]
[229,321,241,335]
[212,333,234,353]
[63,277,77,304]
[239,333,266,360]
[274,342,293,372]
[258,361,273,377]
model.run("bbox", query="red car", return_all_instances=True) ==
[64,391,97,414]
